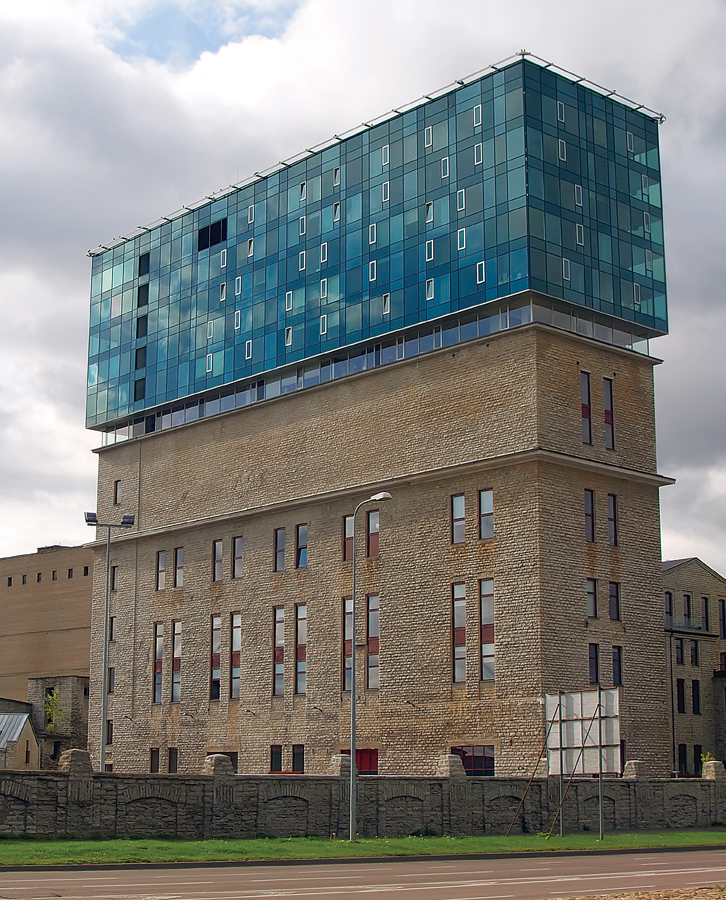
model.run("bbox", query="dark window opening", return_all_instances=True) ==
[198,218,228,251]
[136,315,147,338]
[137,282,149,307]
[292,744,305,773]
[270,745,283,772]
[134,378,145,402]
[168,747,178,773]
[451,745,495,776]
[135,346,146,369]
[138,252,150,277]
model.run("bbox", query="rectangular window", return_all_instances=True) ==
[369,260,377,282]
[247,204,254,224]
[110,565,118,591]
[109,616,116,642]
[106,720,113,746]
[284,327,292,347]
[230,613,241,699]
[113,479,121,505]
[457,228,466,251]
[575,183,583,206]
[480,579,494,681]
[607,494,618,547]
[320,241,328,263]
[245,339,252,359]
[343,596,352,691]
[441,156,449,178]
[299,181,306,202]
[136,316,147,338]
[451,494,465,544]
[587,578,598,618]
[562,257,571,281]
[150,748,160,773]
[285,290,293,311]
[206,353,213,373]
[369,223,377,244]
[691,640,699,666]
[476,260,485,284]
[273,608,284,695]
[299,215,306,236]
[220,248,227,268]
[675,637,684,665]
[382,181,389,202]
[424,125,433,147]
[247,238,254,258]
[644,211,651,233]
[320,314,327,335]
[474,142,483,165]
[292,744,305,773]
[235,276,242,295]
[557,100,565,122]
[212,540,223,582]
[451,745,495,776]
[108,666,115,693]
[558,139,567,161]
[298,250,305,271]
[581,372,592,444]
[295,524,308,568]
[425,201,433,223]
[382,293,390,315]
[343,515,354,561]
[694,744,703,777]
[197,218,227,251]
[333,201,340,222]
[693,679,701,714]
[604,378,615,450]
[134,378,145,401]
[452,583,466,683]
[609,582,620,621]
[634,282,641,306]
[683,594,692,628]
[720,598,726,638]
[425,239,434,262]
[174,547,184,588]
[168,748,178,774]
[585,489,595,542]
[171,621,181,702]
[153,623,163,702]
[627,131,634,153]
[156,551,166,591]
[367,509,380,558]
[210,615,221,700]
[138,252,150,277]
[678,743,687,775]
[457,189,466,211]
[296,605,307,694]
[576,223,584,246]
[665,591,673,625]
[270,745,283,772]
[589,644,599,683]
[381,143,389,166]
[478,489,493,540]
[367,594,380,689]
[274,528,285,571]
[207,321,214,341]
[333,166,340,186]
[473,104,482,127]
[426,278,434,301]
[677,678,685,713]
[646,249,653,271]
[613,646,622,686]
[702,597,710,632]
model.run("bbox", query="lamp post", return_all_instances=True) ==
[349,491,391,842]
[85,511,135,771]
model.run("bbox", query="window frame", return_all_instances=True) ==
[274,528,285,571]
[480,579,494,681]
[210,615,221,700]
[273,607,284,696]
[604,377,615,450]
[367,509,380,558]
[452,583,466,684]
[588,643,599,684]
[451,493,465,544]
[232,536,244,578]
[607,494,618,547]
[609,581,620,621]
[585,489,595,542]
[173,547,183,588]
[367,594,379,689]
[156,551,166,591]
[587,578,598,618]
[581,372,592,444]
[295,523,308,568]
[171,620,181,702]
[478,489,493,540]
[230,612,241,699]
[212,540,223,582]
[295,605,307,694]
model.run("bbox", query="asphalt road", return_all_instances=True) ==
[1,848,725,900]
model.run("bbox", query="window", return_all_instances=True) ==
[299,215,306,236]
[285,290,293,311]
[134,346,146,370]
[425,201,433,223]
[721,652,726,672]
[235,276,242,296]
[156,551,166,591]
[83,566,89,576]
[273,608,284,695]
[343,515,354,561]
[626,131,634,153]
[364,593,380,690]
[233,537,243,579]
[369,223,377,245]
[683,594,692,628]
[613,646,622,686]
[292,744,305,773]
[585,489,595,542]
[675,638,684,665]
[295,524,308,568]
[134,378,145,401]
[575,184,583,207]
[6,577,11,587]
[171,621,181,702]
[23,574,28,584]
[457,189,466,211]
[382,181,389,203]
[457,228,466,251]
[678,743,687,775]
[476,261,485,284]
[472,140,484,167]
[136,316,147,339]
[691,640,699,666]
[109,565,118,592]
[333,202,340,222]
[664,591,673,625]
[451,745,495,776]
[702,597,710,632]
[210,616,221,700]
[296,605,307,694]
[113,479,121,505]
[341,748,378,775]
[479,489,493,539]
[212,540,223,582]
[153,623,163,702]
[36,572,41,583]
[197,218,227,251]
[558,139,567,161]
[382,293,390,315]
[676,678,685,713]
[270,745,283,772]
[247,204,254,224]
[602,379,615,450]
[320,314,327,335]
[557,100,565,122]
[343,597,353,691]
[150,748,160,773]
[369,260,377,282]
[220,248,227,268]
[720,599,726,638]
[609,582,620,621]
[424,125,433,147]
[299,181,306,202]
[693,679,701,714]
[109,616,116,642]
[451,494,465,544]
[587,579,597,618]
[441,156,449,178]
[381,144,389,166]
[138,252,150,277]
[607,495,618,547]
[452,583,466,683]
[234,310,241,330]
[230,613,241,699]
[106,720,113,746]
[480,579,494,680]
[168,748,178,774]
[298,250,305,271]
[473,104,482,127]
[174,547,183,588]
[274,528,285,571]
[321,242,328,263]
[206,353,213,373]
[562,258,571,281]
[646,249,653,271]
[333,166,341,186]
[576,223,584,246]
[589,643,599,683]
[367,509,380,557]
[285,327,292,347]
[644,211,651,233]
[108,666,115,693]
[694,744,703,777]
[581,372,592,443]
[245,339,252,359]
[425,240,434,262]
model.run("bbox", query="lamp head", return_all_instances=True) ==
[84,512,98,526]
[121,515,135,527]
[369,491,392,502]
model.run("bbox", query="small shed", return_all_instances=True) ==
[0,713,40,769]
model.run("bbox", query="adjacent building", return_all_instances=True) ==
[84,54,672,776]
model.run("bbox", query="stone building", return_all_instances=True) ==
[84,55,672,776]
[663,557,726,775]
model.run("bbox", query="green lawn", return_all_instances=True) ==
[0,830,725,867]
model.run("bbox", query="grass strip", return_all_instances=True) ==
[0,829,725,867]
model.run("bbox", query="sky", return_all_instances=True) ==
[0,0,725,571]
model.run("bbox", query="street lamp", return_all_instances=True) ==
[349,490,391,842]
[85,511,135,771]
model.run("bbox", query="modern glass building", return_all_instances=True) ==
[87,55,666,441]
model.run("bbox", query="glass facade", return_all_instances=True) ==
[87,59,666,436]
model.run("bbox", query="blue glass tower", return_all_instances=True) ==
[87,56,666,441]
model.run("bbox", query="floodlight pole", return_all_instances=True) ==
[85,512,134,772]
[349,491,391,842]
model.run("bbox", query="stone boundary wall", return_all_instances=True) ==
[1,754,725,839]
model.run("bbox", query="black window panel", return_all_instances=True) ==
[138,252,150,277]
[135,347,146,369]
[134,378,145,402]
[198,218,228,252]
[198,226,210,251]
[137,283,149,307]
[137,316,148,338]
